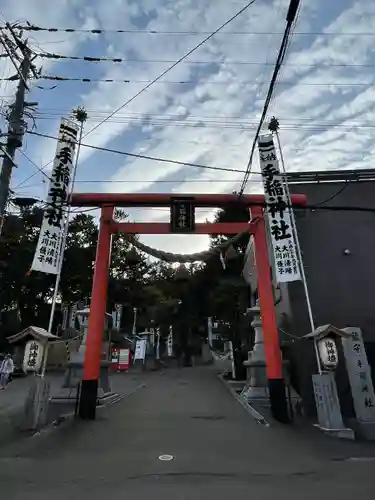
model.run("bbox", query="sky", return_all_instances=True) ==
[1,0,375,257]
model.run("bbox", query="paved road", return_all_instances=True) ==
[1,366,375,499]
[0,370,144,415]
[0,374,62,416]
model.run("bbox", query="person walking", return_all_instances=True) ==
[0,354,14,389]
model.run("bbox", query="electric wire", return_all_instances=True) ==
[239,0,301,195]
[313,183,351,206]
[25,130,250,174]
[15,195,375,216]
[17,149,50,182]
[4,23,375,37]
[3,74,372,87]
[34,51,375,69]
[82,0,258,139]
[13,0,258,189]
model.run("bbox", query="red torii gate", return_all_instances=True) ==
[70,192,306,423]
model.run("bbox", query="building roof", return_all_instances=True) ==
[304,324,351,340]
[7,326,59,344]
[286,168,375,184]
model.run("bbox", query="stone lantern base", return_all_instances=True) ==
[242,358,269,401]
[50,343,114,415]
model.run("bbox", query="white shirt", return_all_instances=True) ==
[0,358,14,374]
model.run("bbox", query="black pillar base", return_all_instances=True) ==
[78,379,98,420]
[268,378,291,424]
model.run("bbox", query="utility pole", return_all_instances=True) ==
[0,37,33,233]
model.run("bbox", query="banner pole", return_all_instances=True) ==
[274,128,321,374]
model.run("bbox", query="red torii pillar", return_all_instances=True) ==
[70,193,306,422]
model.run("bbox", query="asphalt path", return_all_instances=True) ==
[1,366,375,499]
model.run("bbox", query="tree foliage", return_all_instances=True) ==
[0,200,252,352]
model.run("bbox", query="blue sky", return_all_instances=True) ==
[1,0,375,255]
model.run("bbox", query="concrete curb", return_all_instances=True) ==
[217,374,270,427]
[29,383,147,441]
[96,383,147,410]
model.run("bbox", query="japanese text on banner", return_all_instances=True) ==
[349,331,375,413]
[258,134,301,283]
[31,119,79,275]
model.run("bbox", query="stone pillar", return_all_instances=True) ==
[312,372,354,439]
[243,301,269,401]
[341,327,375,440]
[22,376,51,430]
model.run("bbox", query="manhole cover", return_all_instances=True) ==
[158,454,174,461]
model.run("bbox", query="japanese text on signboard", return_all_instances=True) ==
[23,340,43,372]
[258,134,301,283]
[31,119,79,275]
[27,341,40,368]
[170,198,195,233]
[325,339,338,365]
[350,331,375,410]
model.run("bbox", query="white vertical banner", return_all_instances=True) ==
[150,327,155,347]
[61,302,69,330]
[132,307,137,336]
[156,328,160,360]
[229,341,235,380]
[114,303,123,331]
[31,118,79,274]
[70,302,78,329]
[207,317,213,347]
[167,325,173,357]
[258,134,301,283]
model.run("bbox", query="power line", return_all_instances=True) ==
[67,178,252,184]
[36,51,375,69]
[313,183,350,206]
[31,117,375,131]
[28,108,375,122]
[25,129,250,174]
[17,148,50,181]
[11,194,375,216]
[29,109,375,130]
[5,24,375,37]
[26,178,252,188]
[14,1,258,189]
[5,74,372,87]
[239,0,301,195]
[83,0,257,139]
[14,178,254,193]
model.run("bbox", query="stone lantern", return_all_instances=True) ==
[242,300,268,401]
[242,300,300,414]
[54,307,113,405]
[304,324,354,439]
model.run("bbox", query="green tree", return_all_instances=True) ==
[59,213,98,303]
[0,207,55,330]
[210,193,250,253]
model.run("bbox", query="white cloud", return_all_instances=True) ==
[2,0,375,257]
